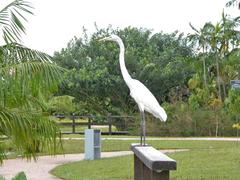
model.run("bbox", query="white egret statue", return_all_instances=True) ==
[100,35,167,146]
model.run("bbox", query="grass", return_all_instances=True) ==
[170,147,240,179]
[51,145,240,180]
[51,140,240,180]
[59,125,117,133]
[52,139,238,154]
[3,135,240,179]
[52,155,133,180]
[5,136,239,157]
[61,134,137,139]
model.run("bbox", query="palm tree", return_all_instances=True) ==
[219,12,240,55]
[192,21,223,101]
[226,0,240,9]
[188,23,212,88]
[0,0,65,163]
[218,12,240,98]
[202,13,240,101]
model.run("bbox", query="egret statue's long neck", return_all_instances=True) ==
[117,39,132,87]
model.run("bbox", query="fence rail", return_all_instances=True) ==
[56,114,135,135]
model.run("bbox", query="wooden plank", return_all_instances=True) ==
[134,154,170,180]
[134,154,144,180]
[152,170,169,180]
[58,122,88,126]
[88,118,91,129]
[72,115,134,118]
[103,131,128,135]
[130,144,176,171]
[57,122,110,126]
[60,131,129,135]
[107,114,112,135]
[72,116,75,133]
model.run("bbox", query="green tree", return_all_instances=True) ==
[188,23,211,88]
[0,0,64,163]
[189,13,240,102]
[48,95,75,115]
[226,88,240,117]
[54,27,194,115]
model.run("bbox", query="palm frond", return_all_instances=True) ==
[0,107,61,163]
[0,0,33,43]
[226,0,239,8]
[0,1,66,164]
[0,43,53,66]
[0,61,65,108]
[189,23,200,34]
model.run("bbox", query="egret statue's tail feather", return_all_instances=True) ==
[155,107,167,122]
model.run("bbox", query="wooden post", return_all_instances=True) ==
[108,114,112,135]
[72,113,75,134]
[88,116,91,129]
[131,144,176,180]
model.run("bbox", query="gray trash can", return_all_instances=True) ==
[84,129,101,160]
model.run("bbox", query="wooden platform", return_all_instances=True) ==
[130,143,177,180]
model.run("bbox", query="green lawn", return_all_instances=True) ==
[59,125,117,133]
[61,134,136,138]
[51,140,240,180]
[52,139,238,154]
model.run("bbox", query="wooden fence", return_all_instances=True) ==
[56,114,135,135]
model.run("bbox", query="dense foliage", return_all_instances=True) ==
[54,27,194,115]
[53,10,240,137]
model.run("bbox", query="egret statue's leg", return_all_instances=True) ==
[140,111,146,146]
[142,111,146,146]
[140,111,143,145]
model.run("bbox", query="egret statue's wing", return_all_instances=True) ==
[129,79,167,121]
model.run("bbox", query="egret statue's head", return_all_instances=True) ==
[99,35,121,42]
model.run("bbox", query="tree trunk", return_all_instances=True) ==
[222,83,227,100]
[216,54,222,102]
[238,69,240,79]
[214,109,218,137]
[203,58,207,88]
[202,48,207,88]
[215,118,219,137]
[194,118,197,136]
[209,127,212,136]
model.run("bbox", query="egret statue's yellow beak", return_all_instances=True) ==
[98,37,106,42]
[98,37,111,42]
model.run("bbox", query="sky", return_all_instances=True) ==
[0,0,239,55]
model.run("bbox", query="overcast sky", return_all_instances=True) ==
[1,0,239,55]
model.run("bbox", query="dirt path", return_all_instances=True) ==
[0,149,186,180]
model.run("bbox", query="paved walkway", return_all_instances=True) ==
[0,151,132,180]
[0,149,185,180]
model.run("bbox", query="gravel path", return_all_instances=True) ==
[0,149,186,180]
